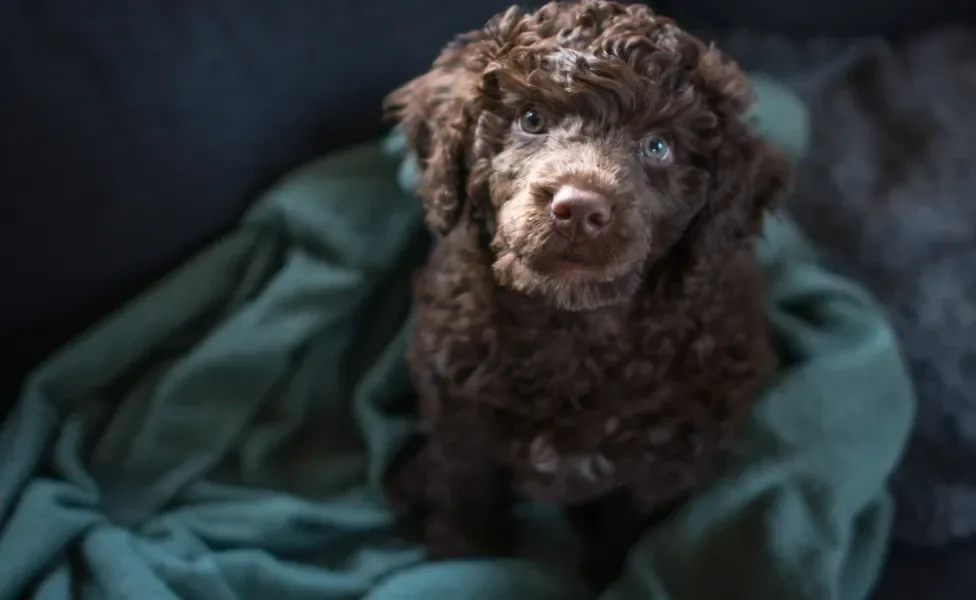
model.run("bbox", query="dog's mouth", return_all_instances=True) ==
[493,251,643,311]
[519,249,637,283]
[490,213,649,310]
[543,258,626,282]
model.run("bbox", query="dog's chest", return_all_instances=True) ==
[502,317,627,393]
[494,305,672,406]
[488,308,679,503]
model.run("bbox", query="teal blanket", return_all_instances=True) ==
[0,79,913,600]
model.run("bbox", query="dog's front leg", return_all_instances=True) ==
[568,485,686,591]
[420,422,515,560]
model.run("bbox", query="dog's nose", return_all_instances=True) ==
[550,186,612,238]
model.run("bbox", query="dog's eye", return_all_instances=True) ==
[518,109,548,134]
[639,135,672,165]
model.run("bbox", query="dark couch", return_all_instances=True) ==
[2,1,974,598]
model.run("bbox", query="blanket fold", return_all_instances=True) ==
[0,77,913,600]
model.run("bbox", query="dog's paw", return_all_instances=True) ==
[424,514,514,559]
[528,434,561,474]
[528,434,615,481]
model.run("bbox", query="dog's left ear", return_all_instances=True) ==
[719,130,794,234]
[385,61,474,237]
[385,6,527,236]
[694,45,795,236]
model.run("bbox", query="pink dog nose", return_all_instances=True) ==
[550,186,612,238]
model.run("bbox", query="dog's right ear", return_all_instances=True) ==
[385,6,530,235]
[384,57,477,236]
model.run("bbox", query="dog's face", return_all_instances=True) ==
[484,47,706,311]
[388,1,792,311]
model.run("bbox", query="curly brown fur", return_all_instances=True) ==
[383,0,793,588]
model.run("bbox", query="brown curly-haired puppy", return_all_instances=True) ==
[384,0,792,586]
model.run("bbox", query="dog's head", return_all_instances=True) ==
[387,0,792,311]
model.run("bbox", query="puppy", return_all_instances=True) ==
[384,0,792,586]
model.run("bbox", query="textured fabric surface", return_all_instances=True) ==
[712,27,976,547]
[0,80,914,600]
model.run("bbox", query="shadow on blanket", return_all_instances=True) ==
[0,77,914,600]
